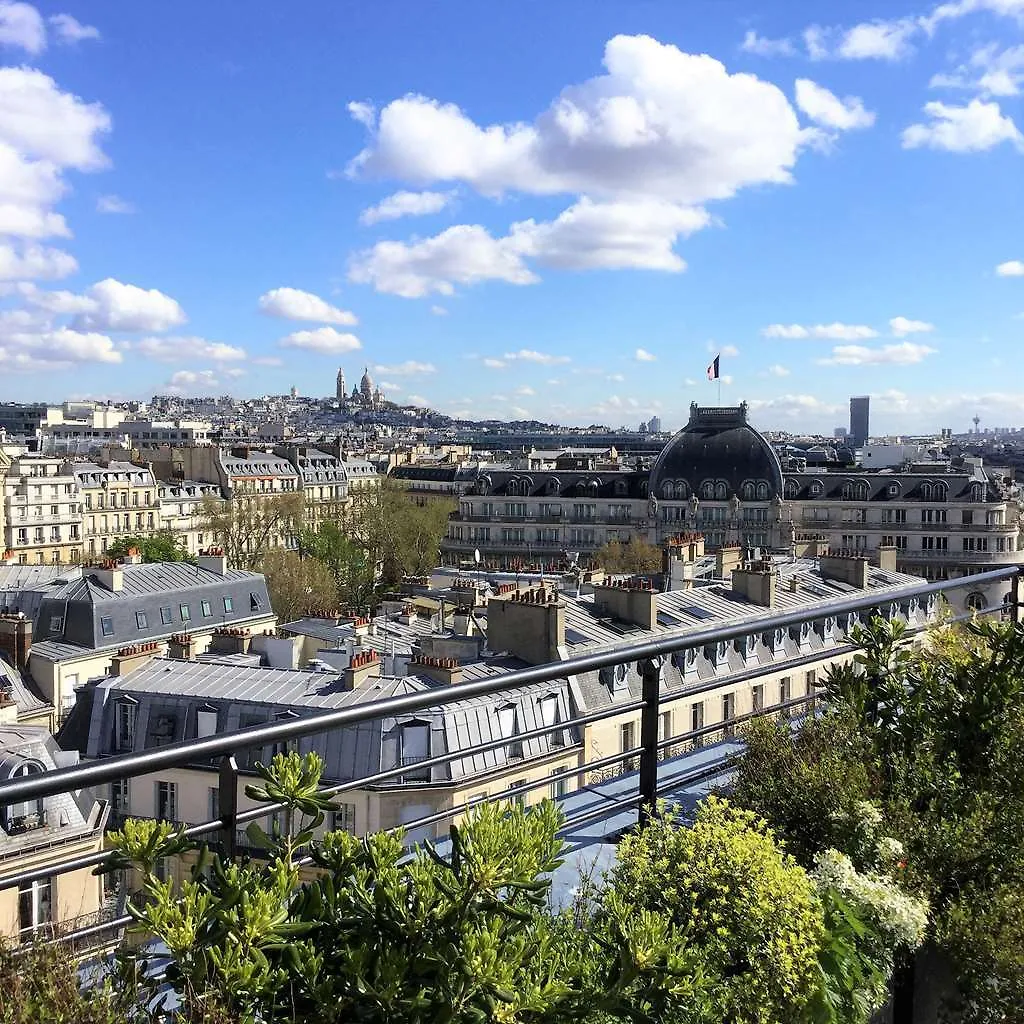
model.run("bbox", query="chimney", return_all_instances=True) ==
[168,633,196,661]
[731,561,776,608]
[662,532,705,592]
[715,545,742,578]
[486,585,565,666]
[111,642,161,677]
[120,547,144,566]
[819,549,870,589]
[452,608,475,636]
[197,547,228,575]
[209,626,252,655]
[90,561,124,593]
[793,534,829,558]
[875,544,898,572]
[343,650,381,689]
[0,612,32,670]
[409,655,464,685]
[592,578,658,630]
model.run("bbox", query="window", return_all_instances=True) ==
[223,596,234,612]
[722,693,736,738]
[156,781,178,822]
[48,614,63,633]
[881,509,907,524]
[201,600,212,616]
[806,669,817,690]
[160,606,173,625]
[111,778,130,812]
[658,711,672,744]
[550,766,570,800]
[180,604,191,622]
[539,695,563,746]
[921,508,947,524]
[620,720,636,764]
[18,878,52,940]
[135,611,148,629]
[962,510,974,526]
[922,536,948,551]
[752,684,764,712]
[399,721,431,781]
[497,704,523,759]
[332,803,356,833]
[250,592,263,612]
[208,787,219,821]
[196,707,218,738]
[115,700,136,750]
[779,677,792,716]
[966,592,987,612]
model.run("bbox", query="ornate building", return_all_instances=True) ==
[335,368,346,403]
[442,402,1024,613]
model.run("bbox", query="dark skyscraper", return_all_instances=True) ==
[850,395,870,448]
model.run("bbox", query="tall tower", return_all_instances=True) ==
[336,368,346,402]
[849,395,870,448]
[359,366,374,403]
[972,415,981,435]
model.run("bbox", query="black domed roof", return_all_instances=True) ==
[649,403,783,500]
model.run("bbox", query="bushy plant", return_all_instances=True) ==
[602,797,825,1024]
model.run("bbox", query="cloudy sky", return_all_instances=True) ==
[0,0,1022,433]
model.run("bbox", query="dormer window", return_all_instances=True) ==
[399,721,431,780]
[497,704,523,760]
[539,694,563,746]
[196,705,219,739]
[115,698,138,751]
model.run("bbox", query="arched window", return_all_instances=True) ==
[934,481,949,501]
[966,591,986,612]
[663,481,675,499]
[785,479,799,499]
[853,480,869,501]
[576,482,588,497]
[614,479,628,497]
[756,482,769,501]
[639,481,649,498]
[714,481,728,500]
[810,480,823,497]
[674,481,689,500]
[920,482,933,500]
[741,480,756,501]
[700,480,715,500]
[587,480,599,497]
[546,478,561,495]
[970,482,983,502]
[0,757,45,832]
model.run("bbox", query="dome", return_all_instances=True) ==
[649,402,783,502]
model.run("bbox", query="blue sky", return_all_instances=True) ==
[0,0,1022,433]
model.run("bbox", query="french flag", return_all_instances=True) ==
[707,355,720,381]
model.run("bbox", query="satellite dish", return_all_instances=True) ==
[474,548,481,564]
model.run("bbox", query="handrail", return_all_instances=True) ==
[0,565,1017,807]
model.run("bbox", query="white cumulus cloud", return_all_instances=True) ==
[902,99,1023,152]
[482,357,508,369]
[279,327,362,354]
[795,79,875,131]
[889,316,935,335]
[258,286,358,326]
[740,30,796,57]
[635,347,657,361]
[48,13,100,44]
[0,242,76,280]
[96,194,134,214]
[996,259,1024,276]
[348,34,807,205]
[766,363,791,376]
[503,348,571,365]
[136,336,246,362]
[372,360,436,375]
[762,322,879,340]
[818,341,937,365]
[359,189,454,225]
[73,278,186,332]
[0,2,45,54]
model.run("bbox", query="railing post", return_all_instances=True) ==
[638,656,662,828]
[218,755,238,859]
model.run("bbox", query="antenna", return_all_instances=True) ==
[972,415,981,435]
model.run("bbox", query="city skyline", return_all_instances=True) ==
[0,1,1022,433]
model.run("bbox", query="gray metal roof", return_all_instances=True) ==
[84,657,577,785]
[0,655,50,714]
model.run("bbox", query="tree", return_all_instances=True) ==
[593,537,662,575]
[298,522,378,612]
[200,492,304,571]
[260,549,339,624]
[731,617,1024,1023]
[105,530,192,563]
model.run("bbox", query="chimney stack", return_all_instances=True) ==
[90,560,124,593]
[111,642,161,677]
[486,585,565,666]
[875,544,898,572]
[343,650,381,690]
[409,655,463,685]
[819,549,870,589]
[793,534,829,559]
[0,612,32,670]
[168,633,196,661]
[209,626,252,655]
[662,532,704,592]
[731,561,776,608]
[197,547,228,576]
[120,547,144,566]
[592,577,658,630]
[715,545,742,578]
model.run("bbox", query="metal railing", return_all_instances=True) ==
[0,565,1020,953]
